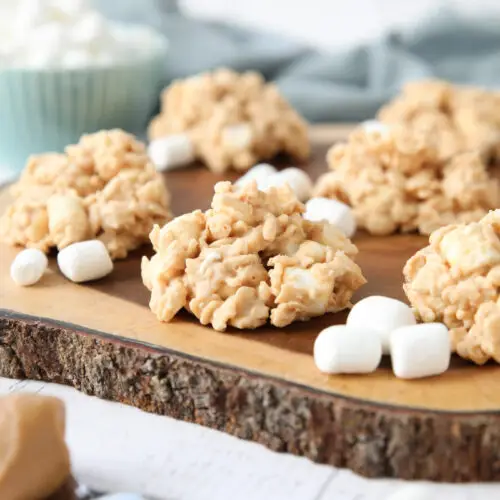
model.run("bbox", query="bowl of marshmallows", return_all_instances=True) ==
[0,0,168,171]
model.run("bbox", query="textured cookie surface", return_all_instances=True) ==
[404,209,500,364]
[314,125,499,235]
[149,68,310,173]
[142,181,365,331]
[0,130,171,260]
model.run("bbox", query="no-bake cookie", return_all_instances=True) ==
[142,181,365,331]
[148,68,310,173]
[0,129,171,259]
[378,79,500,161]
[404,210,500,365]
[314,125,499,235]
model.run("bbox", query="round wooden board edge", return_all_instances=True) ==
[1,309,500,482]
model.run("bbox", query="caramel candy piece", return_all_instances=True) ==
[0,394,71,500]
[47,477,77,500]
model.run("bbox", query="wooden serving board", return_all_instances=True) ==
[1,125,500,483]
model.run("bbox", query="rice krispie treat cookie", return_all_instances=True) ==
[378,79,500,161]
[314,125,499,235]
[403,210,500,365]
[0,130,171,259]
[142,181,365,331]
[148,68,310,173]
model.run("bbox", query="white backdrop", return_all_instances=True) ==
[179,0,500,50]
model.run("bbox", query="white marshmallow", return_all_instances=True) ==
[261,167,312,201]
[1,0,164,69]
[70,11,108,47]
[304,197,356,238]
[221,123,253,150]
[23,22,67,67]
[10,249,48,287]
[57,240,113,283]
[60,49,93,69]
[314,325,382,374]
[235,163,277,189]
[390,323,451,379]
[347,296,417,354]
[386,484,441,500]
[362,120,390,137]
[148,135,195,171]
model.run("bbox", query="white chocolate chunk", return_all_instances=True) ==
[57,240,113,283]
[304,197,356,238]
[261,167,312,201]
[390,323,451,379]
[362,119,390,137]
[221,123,253,150]
[314,325,382,374]
[235,163,277,189]
[10,249,48,286]
[347,296,416,354]
[148,134,195,171]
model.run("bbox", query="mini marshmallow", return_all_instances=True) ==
[304,197,356,237]
[221,123,253,150]
[347,296,417,354]
[57,240,113,283]
[390,323,451,379]
[235,163,277,189]
[262,167,312,201]
[10,248,48,286]
[314,325,382,374]
[148,134,195,171]
[362,119,390,137]
[386,484,441,500]
[70,11,107,47]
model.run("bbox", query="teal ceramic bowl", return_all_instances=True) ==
[0,31,168,172]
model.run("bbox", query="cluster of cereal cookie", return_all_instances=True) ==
[404,210,500,365]
[142,181,365,331]
[0,129,171,260]
[378,79,500,162]
[314,123,499,235]
[148,68,310,173]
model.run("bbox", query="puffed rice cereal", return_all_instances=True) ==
[0,129,171,259]
[142,181,365,331]
[403,210,500,364]
[148,68,310,173]
[314,124,499,235]
[378,79,500,161]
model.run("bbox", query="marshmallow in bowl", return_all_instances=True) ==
[0,0,165,69]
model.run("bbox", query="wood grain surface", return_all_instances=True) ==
[1,125,500,482]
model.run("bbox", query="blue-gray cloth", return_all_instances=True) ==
[97,1,500,122]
